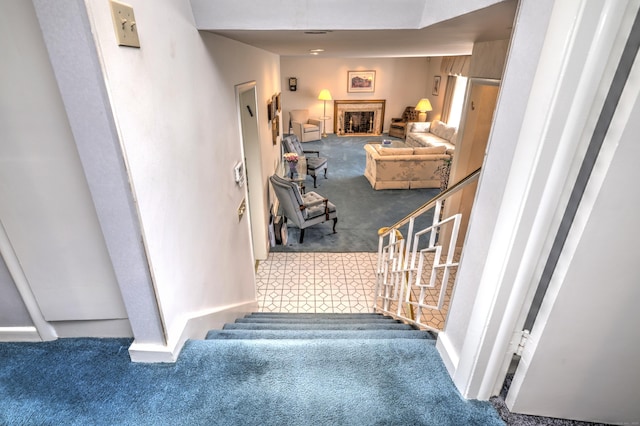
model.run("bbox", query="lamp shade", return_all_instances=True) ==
[318,89,332,101]
[415,98,433,112]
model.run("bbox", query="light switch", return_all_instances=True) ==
[109,0,140,48]
[238,199,247,221]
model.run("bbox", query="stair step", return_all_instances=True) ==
[234,317,401,324]
[245,313,388,319]
[206,329,434,340]
[222,322,415,331]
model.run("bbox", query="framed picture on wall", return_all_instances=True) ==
[267,100,273,121]
[276,93,281,112]
[432,76,441,96]
[347,70,375,93]
[272,115,279,145]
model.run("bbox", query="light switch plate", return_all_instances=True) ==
[109,0,140,48]
[238,199,247,221]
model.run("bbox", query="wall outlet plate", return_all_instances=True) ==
[109,0,140,48]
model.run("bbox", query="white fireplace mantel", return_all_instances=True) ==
[333,100,386,136]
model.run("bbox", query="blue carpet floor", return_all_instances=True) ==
[271,135,440,252]
[0,314,505,425]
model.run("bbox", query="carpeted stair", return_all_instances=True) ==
[0,313,505,425]
[206,312,435,340]
[197,312,505,425]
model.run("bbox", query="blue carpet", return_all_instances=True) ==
[272,135,440,252]
[0,313,505,425]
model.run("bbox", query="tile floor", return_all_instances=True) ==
[256,251,454,330]
[256,252,378,314]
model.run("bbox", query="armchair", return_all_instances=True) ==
[269,174,338,243]
[388,106,419,139]
[289,109,322,142]
[282,134,328,188]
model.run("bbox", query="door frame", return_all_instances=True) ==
[235,81,268,260]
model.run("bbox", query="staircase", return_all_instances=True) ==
[197,312,504,425]
[207,312,435,340]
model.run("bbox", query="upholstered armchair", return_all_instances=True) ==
[282,134,328,188]
[388,106,419,139]
[270,174,338,243]
[289,109,322,142]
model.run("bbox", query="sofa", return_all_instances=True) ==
[364,143,451,190]
[405,120,457,154]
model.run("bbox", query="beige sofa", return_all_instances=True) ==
[364,143,451,190]
[405,120,457,154]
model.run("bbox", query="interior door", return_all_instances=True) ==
[505,44,640,424]
[237,82,268,260]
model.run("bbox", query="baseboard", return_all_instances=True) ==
[51,319,133,338]
[128,299,258,363]
[0,326,42,342]
[436,332,460,377]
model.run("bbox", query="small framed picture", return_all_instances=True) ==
[267,100,273,122]
[272,115,279,145]
[276,93,281,112]
[347,70,375,93]
[432,76,441,96]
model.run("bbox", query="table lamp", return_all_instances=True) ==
[318,89,332,137]
[415,98,433,122]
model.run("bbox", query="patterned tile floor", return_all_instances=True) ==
[256,252,377,314]
[256,251,457,330]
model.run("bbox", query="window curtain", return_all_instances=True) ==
[439,56,470,123]
[441,75,457,124]
[440,56,471,76]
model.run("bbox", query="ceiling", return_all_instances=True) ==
[204,1,518,58]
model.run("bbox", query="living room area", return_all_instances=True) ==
[259,43,507,323]
[272,41,507,244]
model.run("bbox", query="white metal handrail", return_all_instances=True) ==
[374,168,480,332]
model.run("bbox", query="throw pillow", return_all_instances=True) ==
[378,147,414,156]
[413,146,447,155]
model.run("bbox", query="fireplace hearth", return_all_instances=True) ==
[334,100,385,136]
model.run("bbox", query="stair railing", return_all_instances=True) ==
[374,168,481,332]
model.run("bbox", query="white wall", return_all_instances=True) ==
[84,0,280,351]
[438,3,640,417]
[0,1,129,331]
[436,0,556,391]
[280,57,430,134]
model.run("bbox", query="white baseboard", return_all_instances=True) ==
[51,319,133,338]
[0,326,42,342]
[128,299,258,363]
[436,332,460,377]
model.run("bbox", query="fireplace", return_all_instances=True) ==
[334,100,385,136]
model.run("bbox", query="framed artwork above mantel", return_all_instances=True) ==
[347,70,376,93]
